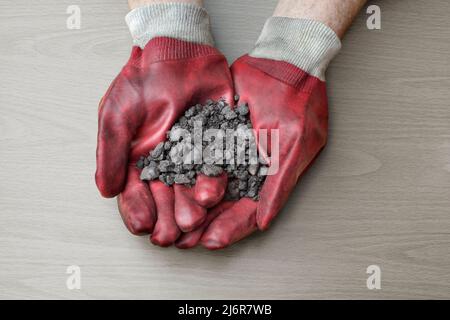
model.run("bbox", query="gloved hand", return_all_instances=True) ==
[95,3,231,246]
[177,17,342,250]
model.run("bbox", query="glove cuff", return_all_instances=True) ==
[249,17,341,81]
[125,3,214,49]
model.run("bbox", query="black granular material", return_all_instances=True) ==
[137,98,268,201]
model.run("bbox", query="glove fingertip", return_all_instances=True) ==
[174,185,207,232]
[201,238,229,251]
[95,168,126,198]
[201,198,258,250]
[175,234,201,249]
[117,167,156,235]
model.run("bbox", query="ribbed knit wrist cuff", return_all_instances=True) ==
[249,17,341,81]
[125,3,214,49]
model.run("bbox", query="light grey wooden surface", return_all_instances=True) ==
[0,0,449,300]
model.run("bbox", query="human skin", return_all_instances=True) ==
[274,0,367,38]
[128,0,203,10]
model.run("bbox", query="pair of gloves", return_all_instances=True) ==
[95,3,341,249]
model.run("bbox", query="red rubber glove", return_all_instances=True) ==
[177,17,342,250]
[95,4,230,246]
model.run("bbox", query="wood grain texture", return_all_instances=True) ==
[0,0,449,299]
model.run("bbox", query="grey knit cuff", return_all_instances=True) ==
[249,17,341,81]
[125,3,214,49]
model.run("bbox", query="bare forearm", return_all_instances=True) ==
[128,0,203,10]
[274,0,366,38]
